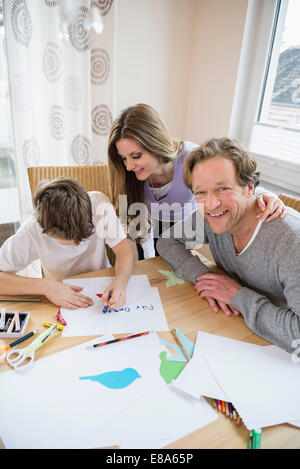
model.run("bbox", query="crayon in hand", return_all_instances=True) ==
[102,291,112,314]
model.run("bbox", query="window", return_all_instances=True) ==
[258,0,300,130]
[230,0,300,194]
[0,1,20,246]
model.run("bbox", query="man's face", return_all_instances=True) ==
[191,156,253,235]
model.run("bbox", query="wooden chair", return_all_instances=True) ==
[27,165,111,199]
[27,165,116,265]
[279,194,300,213]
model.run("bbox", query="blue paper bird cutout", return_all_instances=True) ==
[79,367,141,389]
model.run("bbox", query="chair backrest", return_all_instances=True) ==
[279,194,300,213]
[27,165,111,199]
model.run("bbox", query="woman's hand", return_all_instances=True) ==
[256,192,286,222]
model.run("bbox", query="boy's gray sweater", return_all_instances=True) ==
[156,208,300,352]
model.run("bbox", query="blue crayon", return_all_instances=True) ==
[102,291,112,314]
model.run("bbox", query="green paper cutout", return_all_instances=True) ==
[159,351,185,384]
[159,269,185,287]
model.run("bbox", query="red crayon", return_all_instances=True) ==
[56,310,67,326]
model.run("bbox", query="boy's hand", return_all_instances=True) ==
[43,279,94,309]
[102,281,127,310]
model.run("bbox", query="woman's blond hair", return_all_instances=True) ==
[108,103,182,217]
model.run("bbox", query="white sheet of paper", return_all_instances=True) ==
[62,274,150,305]
[0,333,168,449]
[113,387,217,446]
[204,344,300,430]
[172,333,227,401]
[173,331,262,401]
[61,276,169,337]
[288,420,300,428]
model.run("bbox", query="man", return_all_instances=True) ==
[0,177,134,310]
[157,137,300,352]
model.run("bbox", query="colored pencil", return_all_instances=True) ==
[171,328,192,362]
[86,331,150,349]
[211,399,242,426]
[0,329,39,355]
[0,299,41,303]
[229,402,233,420]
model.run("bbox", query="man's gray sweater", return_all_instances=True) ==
[156,208,300,352]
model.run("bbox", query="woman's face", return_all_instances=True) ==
[115,138,160,181]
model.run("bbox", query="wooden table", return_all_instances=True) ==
[0,256,299,449]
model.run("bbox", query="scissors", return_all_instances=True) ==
[6,324,57,372]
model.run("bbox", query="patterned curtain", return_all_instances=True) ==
[3,0,114,222]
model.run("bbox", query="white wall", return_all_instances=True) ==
[184,0,248,144]
[114,0,196,138]
[115,0,248,144]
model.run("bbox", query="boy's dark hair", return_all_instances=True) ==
[33,177,95,244]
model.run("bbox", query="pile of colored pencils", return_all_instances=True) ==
[208,398,241,425]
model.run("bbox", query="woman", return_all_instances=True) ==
[108,103,286,259]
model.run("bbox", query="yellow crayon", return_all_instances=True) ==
[43,321,64,331]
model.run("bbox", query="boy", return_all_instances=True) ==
[0,177,134,310]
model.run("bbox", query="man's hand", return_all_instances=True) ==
[43,279,94,309]
[195,272,242,307]
[201,295,240,317]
